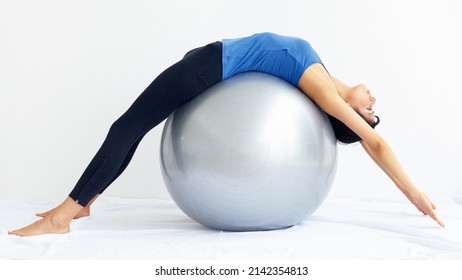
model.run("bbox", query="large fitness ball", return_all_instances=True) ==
[160,72,337,231]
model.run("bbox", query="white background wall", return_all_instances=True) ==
[1,0,461,203]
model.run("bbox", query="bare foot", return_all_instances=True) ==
[36,206,59,218]
[73,208,90,219]
[9,196,83,237]
[72,195,99,219]
[8,217,70,237]
[36,195,99,220]
[37,206,90,219]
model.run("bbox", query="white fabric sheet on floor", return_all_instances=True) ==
[1,196,461,259]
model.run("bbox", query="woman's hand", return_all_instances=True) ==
[411,192,445,228]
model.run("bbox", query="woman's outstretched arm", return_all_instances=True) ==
[298,63,444,227]
[360,140,444,227]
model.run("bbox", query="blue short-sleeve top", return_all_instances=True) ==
[222,32,323,87]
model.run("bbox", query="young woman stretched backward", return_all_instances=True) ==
[9,32,444,237]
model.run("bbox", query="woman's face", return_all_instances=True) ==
[348,84,376,124]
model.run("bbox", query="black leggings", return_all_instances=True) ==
[69,41,223,207]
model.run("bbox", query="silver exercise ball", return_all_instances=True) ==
[160,72,337,231]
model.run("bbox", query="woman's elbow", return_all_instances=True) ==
[367,135,388,154]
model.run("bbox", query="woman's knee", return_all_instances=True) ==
[107,117,132,141]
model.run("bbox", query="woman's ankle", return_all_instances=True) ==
[74,208,90,219]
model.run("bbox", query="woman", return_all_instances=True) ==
[9,32,444,237]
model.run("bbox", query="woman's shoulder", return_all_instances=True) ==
[224,32,305,43]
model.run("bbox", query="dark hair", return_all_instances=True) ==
[327,114,381,144]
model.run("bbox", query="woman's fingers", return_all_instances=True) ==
[416,192,444,227]
[429,211,445,228]
[424,202,445,227]
[422,192,437,210]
